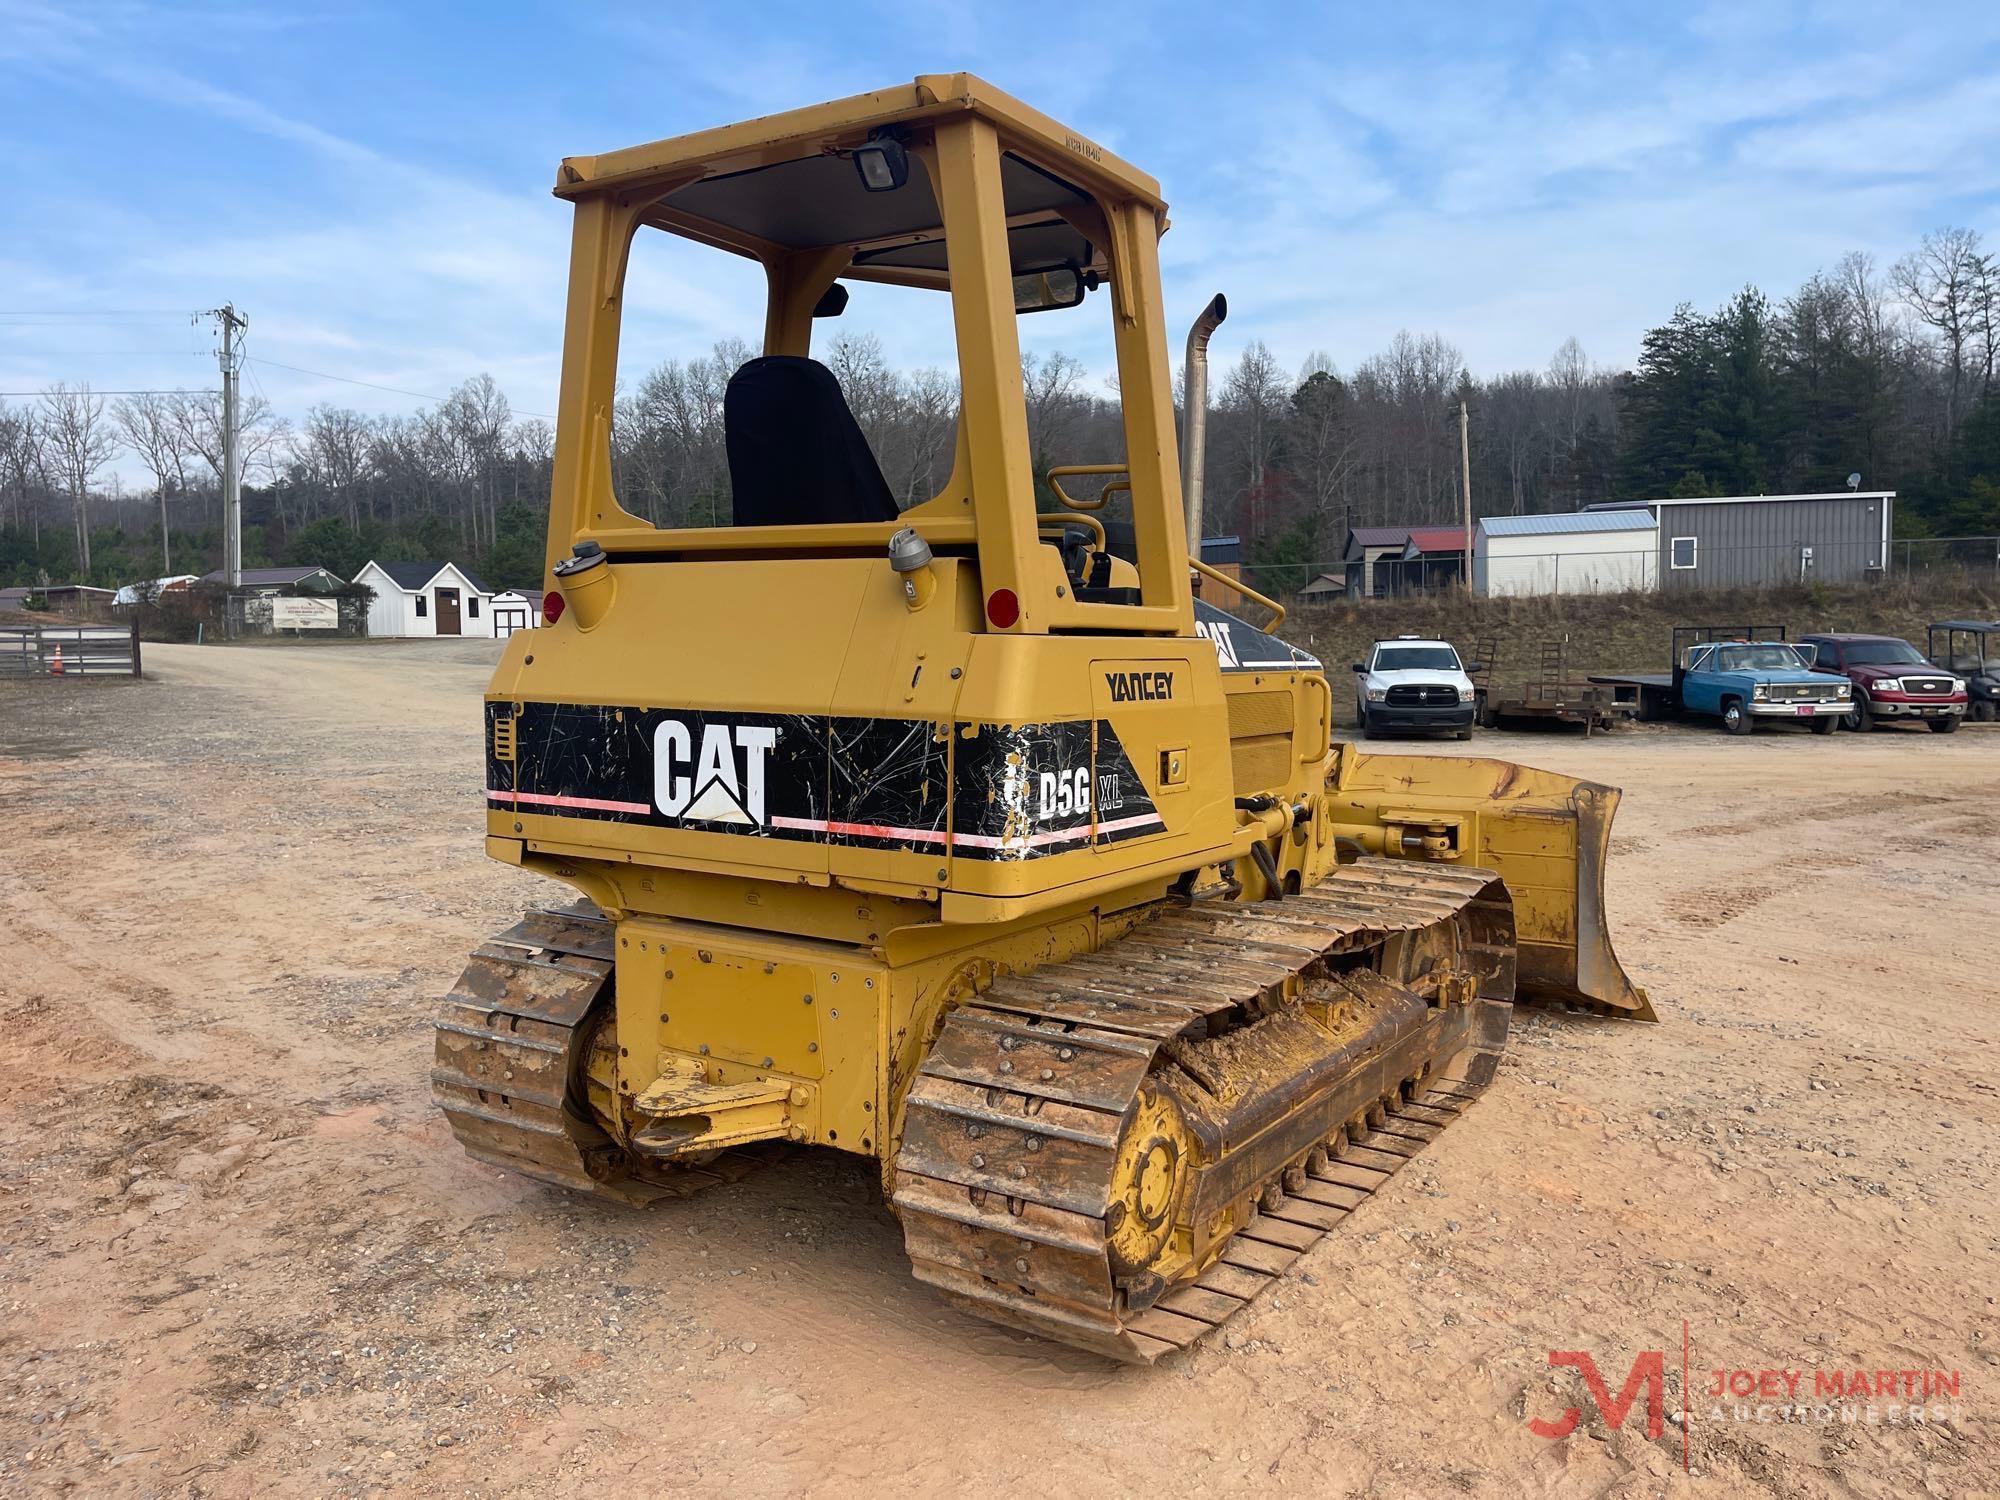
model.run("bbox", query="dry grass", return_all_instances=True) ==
[1285,575,2000,693]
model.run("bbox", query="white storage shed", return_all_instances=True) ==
[490,589,543,638]
[353,560,497,638]
[1474,511,1659,597]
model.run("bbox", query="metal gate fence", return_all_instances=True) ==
[0,622,142,677]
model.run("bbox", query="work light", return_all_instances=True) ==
[853,129,908,192]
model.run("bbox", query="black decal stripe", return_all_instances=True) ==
[489,703,1169,860]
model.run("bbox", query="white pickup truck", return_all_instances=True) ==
[1351,636,1480,740]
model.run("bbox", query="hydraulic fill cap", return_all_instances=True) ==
[553,538,614,630]
[888,526,936,611]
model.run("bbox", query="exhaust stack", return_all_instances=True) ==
[1179,293,1228,549]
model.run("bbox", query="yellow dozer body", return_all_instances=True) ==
[434,75,1651,1362]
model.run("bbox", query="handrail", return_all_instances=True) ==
[1036,512,1105,551]
[1190,557,1286,633]
[1045,463,1130,512]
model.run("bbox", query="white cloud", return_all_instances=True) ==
[4,0,1999,480]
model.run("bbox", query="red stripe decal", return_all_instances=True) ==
[770,815,950,844]
[956,811,1165,850]
[490,798,1164,849]
[489,788,652,816]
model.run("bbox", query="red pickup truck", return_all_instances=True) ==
[1797,633,1967,733]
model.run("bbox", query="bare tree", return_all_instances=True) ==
[1547,338,1590,453]
[1893,228,1988,448]
[443,375,512,549]
[1289,363,1355,552]
[39,383,120,574]
[0,401,46,538]
[303,405,374,528]
[171,387,280,524]
[1020,349,1090,474]
[1218,340,1289,537]
[114,393,190,572]
[893,367,960,505]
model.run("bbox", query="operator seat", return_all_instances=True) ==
[725,356,899,527]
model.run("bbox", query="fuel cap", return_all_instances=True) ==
[553,539,607,578]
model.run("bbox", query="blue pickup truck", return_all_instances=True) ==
[1678,640,1852,734]
[1588,625,1853,735]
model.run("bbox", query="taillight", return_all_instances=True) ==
[542,591,565,625]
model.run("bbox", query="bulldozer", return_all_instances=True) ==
[434,74,1654,1363]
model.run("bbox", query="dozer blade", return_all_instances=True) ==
[1328,749,1654,1021]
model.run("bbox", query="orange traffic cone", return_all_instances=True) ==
[49,644,64,677]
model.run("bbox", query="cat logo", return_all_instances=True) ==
[1105,669,1174,702]
[654,719,777,825]
[1195,620,1241,669]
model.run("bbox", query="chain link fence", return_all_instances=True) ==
[1233,536,2000,603]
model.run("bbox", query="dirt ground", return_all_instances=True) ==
[1,640,1994,1499]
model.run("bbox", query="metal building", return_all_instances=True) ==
[1197,534,1242,584]
[1474,511,1658,596]
[1584,492,1893,589]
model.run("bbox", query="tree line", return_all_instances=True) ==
[3,226,1996,593]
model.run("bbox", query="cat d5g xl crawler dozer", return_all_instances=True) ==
[435,75,1654,1363]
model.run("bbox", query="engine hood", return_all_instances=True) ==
[1361,666,1472,689]
[1845,662,1944,684]
[1738,668,1851,686]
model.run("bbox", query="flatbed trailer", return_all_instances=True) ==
[1589,625,1791,725]
[1483,636,1631,734]
[1587,671,1675,721]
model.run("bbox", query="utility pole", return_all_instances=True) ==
[208,303,248,590]
[1458,399,1472,592]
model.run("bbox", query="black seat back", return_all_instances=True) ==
[725,356,898,527]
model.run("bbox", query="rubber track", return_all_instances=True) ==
[892,860,1510,1363]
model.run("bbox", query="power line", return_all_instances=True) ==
[246,356,555,420]
[6,358,556,420]
[0,310,197,318]
[0,388,204,397]
[0,350,211,358]
[247,356,453,403]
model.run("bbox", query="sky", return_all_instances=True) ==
[4,0,2000,461]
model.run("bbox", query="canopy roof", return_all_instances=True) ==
[554,74,1158,292]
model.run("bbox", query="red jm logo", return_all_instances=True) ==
[1531,1350,1667,1441]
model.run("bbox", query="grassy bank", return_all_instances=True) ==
[1283,576,2000,693]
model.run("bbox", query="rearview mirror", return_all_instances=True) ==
[1350,662,1366,673]
[812,283,850,319]
[1464,660,1485,674]
[1014,264,1088,314]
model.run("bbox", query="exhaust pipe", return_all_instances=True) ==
[1180,293,1227,549]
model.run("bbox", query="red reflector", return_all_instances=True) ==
[985,588,1020,629]
[542,590,565,625]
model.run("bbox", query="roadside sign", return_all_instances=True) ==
[272,597,338,630]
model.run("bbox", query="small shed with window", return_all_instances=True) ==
[352,560,497,638]
[490,589,544,638]
[1341,527,1412,597]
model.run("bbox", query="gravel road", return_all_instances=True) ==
[1,640,1994,1497]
